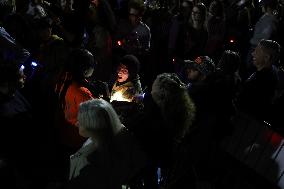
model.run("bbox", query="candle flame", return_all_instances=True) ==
[110,91,131,102]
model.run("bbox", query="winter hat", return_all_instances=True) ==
[119,54,140,79]
[188,56,215,76]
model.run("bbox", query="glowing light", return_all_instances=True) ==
[31,61,38,67]
[229,39,235,43]
[263,120,271,127]
[195,56,203,64]
[117,40,122,46]
[110,91,131,102]
[20,65,25,70]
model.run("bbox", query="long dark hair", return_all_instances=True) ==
[55,48,95,107]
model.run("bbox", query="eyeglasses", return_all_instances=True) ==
[117,68,128,74]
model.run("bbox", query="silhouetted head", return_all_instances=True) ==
[0,59,26,97]
[68,48,96,80]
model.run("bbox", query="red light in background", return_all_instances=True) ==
[229,39,235,43]
[263,130,283,148]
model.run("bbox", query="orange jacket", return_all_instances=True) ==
[64,81,94,126]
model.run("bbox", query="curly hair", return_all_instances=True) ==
[152,73,196,140]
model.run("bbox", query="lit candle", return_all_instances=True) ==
[110,91,131,102]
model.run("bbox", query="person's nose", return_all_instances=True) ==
[251,50,256,57]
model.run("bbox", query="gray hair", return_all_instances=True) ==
[78,99,123,135]
[259,39,281,66]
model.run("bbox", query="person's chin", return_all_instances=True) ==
[118,79,125,83]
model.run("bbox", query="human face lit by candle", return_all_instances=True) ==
[117,64,129,83]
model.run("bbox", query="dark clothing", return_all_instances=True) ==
[128,94,174,168]
[176,24,208,60]
[188,73,235,134]
[126,94,174,189]
[205,16,226,62]
[185,73,236,183]
[237,67,278,121]
[0,90,48,188]
[122,93,174,189]
[0,26,30,65]
[0,91,33,158]
[270,92,284,134]
[61,128,147,189]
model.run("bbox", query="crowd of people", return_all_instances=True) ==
[0,0,283,188]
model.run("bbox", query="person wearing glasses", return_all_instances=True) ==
[174,3,208,60]
[110,54,142,102]
[124,0,151,54]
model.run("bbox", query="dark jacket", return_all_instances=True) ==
[237,67,278,120]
